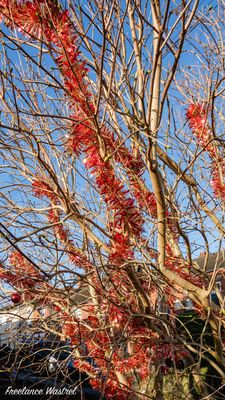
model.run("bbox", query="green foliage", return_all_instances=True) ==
[177,312,225,399]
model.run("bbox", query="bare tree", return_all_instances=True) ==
[0,1,224,399]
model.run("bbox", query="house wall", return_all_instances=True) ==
[0,303,59,347]
[0,305,33,346]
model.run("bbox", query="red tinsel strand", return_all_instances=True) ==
[0,265,23,288]
[128,176,157,217]
[101,127,144,176]
[0,1,93,114]
[82,139,144,241]
[8,251,42,289]
[9,251,41,278]
[211,160,225,201]
[186,103,225,201]
[32,179,59,203]
[0,1,147,263]
[186,103,216,157]
[67,243,94,271]
[82,143,144,261]
[48,208,69,242]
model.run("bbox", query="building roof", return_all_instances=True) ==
[195,250,225,272]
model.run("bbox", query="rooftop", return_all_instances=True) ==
[195,250,225,272]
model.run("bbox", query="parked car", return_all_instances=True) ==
[0,342,102,399]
